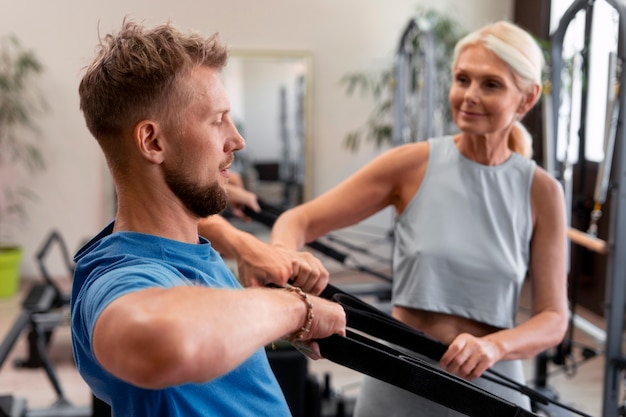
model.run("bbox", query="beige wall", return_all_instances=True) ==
[0,0,512,278]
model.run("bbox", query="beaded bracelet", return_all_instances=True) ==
[285,286,314,342]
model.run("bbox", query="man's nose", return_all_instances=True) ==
[227,122,246,152]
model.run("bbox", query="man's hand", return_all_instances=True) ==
[198,192,330,295]
[290,293,346,360]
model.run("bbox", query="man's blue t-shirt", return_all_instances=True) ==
[71,222,291,416]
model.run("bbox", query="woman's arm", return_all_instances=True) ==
[198,215,329,294]
[491,168,570,355]
[271,142,428,250]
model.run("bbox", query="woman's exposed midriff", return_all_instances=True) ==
[392,305,502,346]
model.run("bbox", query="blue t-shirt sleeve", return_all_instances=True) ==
[78,262,195,351]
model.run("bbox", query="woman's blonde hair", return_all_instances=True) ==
[452,21,544,158]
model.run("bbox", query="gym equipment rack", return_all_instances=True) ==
[545,1,626,415]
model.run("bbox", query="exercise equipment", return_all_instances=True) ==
[588,51,620,237]
[317,285,592,417]
[544,1,626,416]
[0,230,108,417]
[265,345,322,417]
[392,17,441,146]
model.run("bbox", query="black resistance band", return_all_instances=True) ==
[320,284,591,417]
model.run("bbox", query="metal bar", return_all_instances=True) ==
[0,311,30,369]
[392,19,416,146]
[563,53,583,229]
[594,52,620,206]
[549,0,588,180]
[601,1,626,416]
[542,82,556,176]
[417,29,437,140]
[550,1,626,416]
[572,313,606,343]
[567,227,609,253]
[589,52,621,235]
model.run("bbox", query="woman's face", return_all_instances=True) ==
[449,44,529,137]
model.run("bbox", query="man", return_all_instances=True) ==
[71,20,346,416]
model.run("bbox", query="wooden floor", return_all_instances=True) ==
[0,222,615,417]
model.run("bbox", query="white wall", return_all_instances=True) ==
[0,0,512,279]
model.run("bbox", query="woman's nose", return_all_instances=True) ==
[464,83,479,103]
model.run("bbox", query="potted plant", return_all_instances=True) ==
[0,34,47,297]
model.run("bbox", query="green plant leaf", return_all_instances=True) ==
[0,34,48,243]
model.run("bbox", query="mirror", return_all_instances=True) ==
[222,50,313,208]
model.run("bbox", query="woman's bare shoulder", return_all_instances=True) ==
[531,165,566,221]
[531,165,563,196]
[375,141,429,168]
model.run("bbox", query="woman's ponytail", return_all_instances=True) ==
[509,121,533,158]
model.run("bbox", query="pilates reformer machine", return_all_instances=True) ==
[543,0,626,416]
[0,231,108,417]
[392,15,447,146]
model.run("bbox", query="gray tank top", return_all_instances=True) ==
[392,136,535,329]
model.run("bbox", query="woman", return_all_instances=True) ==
[271,20,568,415]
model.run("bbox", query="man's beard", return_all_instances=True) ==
[164,165,229,218]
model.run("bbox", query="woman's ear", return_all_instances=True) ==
[134,120,165,164]
[519,84,542,116]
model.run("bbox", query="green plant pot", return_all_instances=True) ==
[0,246,22,298]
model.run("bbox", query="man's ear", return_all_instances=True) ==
[134,120,165,164]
